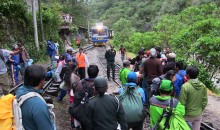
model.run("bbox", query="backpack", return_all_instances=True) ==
[152,98,191,130]
[69,80,90,123]
[0,49,11,75]
[118,86,144,122]
[178,72,188,83]
[0,92,55,130]
[150,77,163,97]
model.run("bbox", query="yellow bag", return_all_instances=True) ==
[0,94,16,130]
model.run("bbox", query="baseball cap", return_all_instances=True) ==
[64,54,72,61]
[94,77,107,88]
[150,48,156,57]
[160,80,173,91]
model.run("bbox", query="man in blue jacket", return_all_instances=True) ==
[47,39,56,65]
[174,61,186,98]
[16,65,55,130]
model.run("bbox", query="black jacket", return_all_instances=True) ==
[105,49,116,62]
[85,94,128,130]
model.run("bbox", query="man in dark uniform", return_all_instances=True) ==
[85,77,128,130]
[105,45,116,81]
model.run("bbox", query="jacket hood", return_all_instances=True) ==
[124,83,137,87]
[188,79,204,90]
[179,70,186,76]
[16,85,43,99]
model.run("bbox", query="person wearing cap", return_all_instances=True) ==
[105,45,116,80]
[55,53,72,82]
[85,77,128,130]
[8,45,21,86]
[119,60,131,85]
[76,48,89,79]
[143,48,163,103]
[149,79,185,128]
[163,52,176,73]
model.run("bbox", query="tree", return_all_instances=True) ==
[32,0,39,51]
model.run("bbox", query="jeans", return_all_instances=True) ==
[49,54,55,65]
[57,89,67,101]
[107,61,115,79]
[78,67,85,80]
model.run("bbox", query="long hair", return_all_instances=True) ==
[63,64,77,87]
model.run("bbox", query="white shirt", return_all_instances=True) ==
[0,49,12,74]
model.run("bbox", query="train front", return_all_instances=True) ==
[91,25,108,46]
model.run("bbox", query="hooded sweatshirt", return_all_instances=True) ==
[179,79,208,117]
[16,86,55,130]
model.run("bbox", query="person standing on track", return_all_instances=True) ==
[179,66,208,130]
[76,48,89,80]
[143,48,163,103]
[105,45,116,81]
[119,45,126,62]
[85,77,128,130]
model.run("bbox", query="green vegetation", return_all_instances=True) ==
[90,1,220,93]
[0,0,87,62]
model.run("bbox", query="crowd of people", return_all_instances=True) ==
[0,41,208,130]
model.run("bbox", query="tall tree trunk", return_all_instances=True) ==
[32,0,39,51]
[38,0,44,42]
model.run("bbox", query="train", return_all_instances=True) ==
[90,23,109,46]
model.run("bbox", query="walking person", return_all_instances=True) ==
[16,65,55,130]
[85,77,128,130]
[76,48,89,79]
[105,45,116,81]
[179,66,208,130]
[76,37,80,48]
[119,45,126,62]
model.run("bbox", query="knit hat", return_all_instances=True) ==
[160,80,173,91]
[94,77,108,88]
